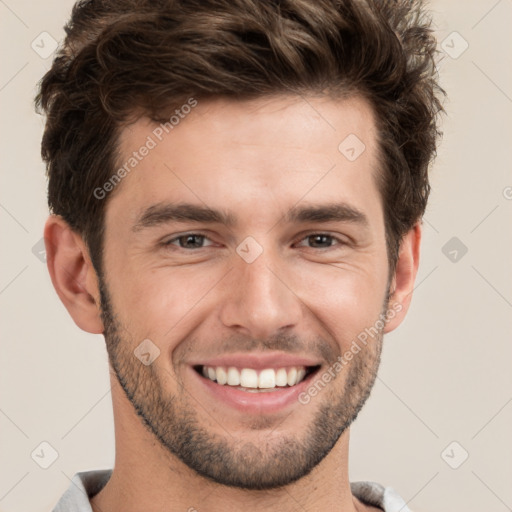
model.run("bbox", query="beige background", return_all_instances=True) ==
[1,1,511,511]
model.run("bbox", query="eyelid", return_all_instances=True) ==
[159,230,351,250]
[293,232,350,248]
[161,231,216,248]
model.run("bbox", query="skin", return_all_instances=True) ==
[45,94,420,512]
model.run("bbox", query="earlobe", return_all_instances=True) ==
[44,215,104,334]
[384,223,422,333]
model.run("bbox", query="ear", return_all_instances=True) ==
[384,223,421,333]
[44,215,104,334]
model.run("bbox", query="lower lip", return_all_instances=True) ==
[190,366,319,414]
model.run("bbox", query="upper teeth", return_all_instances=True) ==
[201,366,307,389]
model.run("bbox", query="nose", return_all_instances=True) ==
[219,248,303,339]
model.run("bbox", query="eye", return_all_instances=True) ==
[164,233,214,249]
[295,234,343,249]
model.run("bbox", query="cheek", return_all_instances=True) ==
[292,263,388,347]
[106,259,225,340]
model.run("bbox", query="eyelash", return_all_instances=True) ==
[162,232,348,250]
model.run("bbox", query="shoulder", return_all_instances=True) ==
[351,481,412,512]
[52,470,112,512]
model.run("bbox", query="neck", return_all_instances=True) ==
[91,378,365,512]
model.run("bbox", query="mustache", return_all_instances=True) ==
[180,332,340,365]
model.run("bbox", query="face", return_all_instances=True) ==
[99,94,392,489]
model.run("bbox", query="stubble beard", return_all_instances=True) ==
[98,276,385,490]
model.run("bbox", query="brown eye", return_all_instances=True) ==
[296,234,341,249]
[165,234,212,249]
[307,234,335,248]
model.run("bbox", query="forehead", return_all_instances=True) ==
[109,94,381,224]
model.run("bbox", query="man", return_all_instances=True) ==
[36,0,445,510]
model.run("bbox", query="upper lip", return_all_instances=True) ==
[189,352,322,370]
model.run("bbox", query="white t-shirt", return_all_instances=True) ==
[52,470,411,511]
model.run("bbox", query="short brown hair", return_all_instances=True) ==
[35,0,445,275]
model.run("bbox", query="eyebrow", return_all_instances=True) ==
[286,203,369,227]
[132,201,369,232]
[132,203,235,232]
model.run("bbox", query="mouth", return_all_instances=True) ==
[193,364,321,392]
[188,352,324,414]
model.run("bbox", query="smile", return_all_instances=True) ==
[195,365,319,391]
